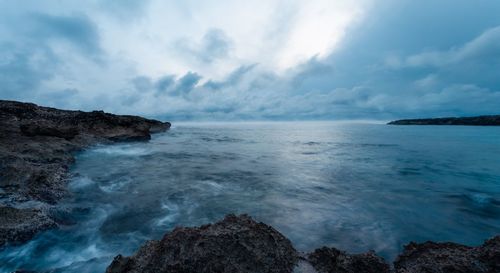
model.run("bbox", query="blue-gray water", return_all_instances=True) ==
[1,122,500,272]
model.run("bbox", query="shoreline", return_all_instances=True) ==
[0,100,170,247]
[106,214,499,273]
[1,101,498,272]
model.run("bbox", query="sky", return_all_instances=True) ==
[0,0,499,121]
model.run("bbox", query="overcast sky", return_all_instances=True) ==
[1,0,499,120]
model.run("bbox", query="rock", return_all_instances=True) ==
[394,236,500,273]
[388,115,500,126]
[307,247,390,273]
[106,213,500,273]
[0,206,57,246]
[106,214,299,273]
[20,121,79,140]
[0,100,170,246]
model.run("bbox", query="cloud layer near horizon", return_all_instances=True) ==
[1,0,499,120]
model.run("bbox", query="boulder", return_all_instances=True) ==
[106,214,299,273]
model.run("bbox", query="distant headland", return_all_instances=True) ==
[388,115,500,126]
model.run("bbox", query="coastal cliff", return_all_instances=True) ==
[0,100,170,247]
[388,115,500,126]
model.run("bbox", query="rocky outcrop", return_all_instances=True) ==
[307,247,390,273]
[394,236,500,273]
[0,206,57,247]
[0,100,170,247]
[107,214,500,273]
[106,214,299,273]
[388,115,500,126]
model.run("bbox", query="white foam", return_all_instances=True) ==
[192,180,226,195]
[99,178,132,193]
[156,202,180,226]
[69,177,95,190]
[293,260,319,273]
[470,193,492,205]
[92,145,151,156]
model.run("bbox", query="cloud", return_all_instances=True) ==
[98,0,151,21]
[1,0,499,121]
[132,76,153,93]
[0,10,103,102]
[175,28,233,64]
[0,45,55,99]
[155,75,176,94]
[172,72,202,96]
[203,64,257,90]
[391,26,500,69]
[31,13,102,57]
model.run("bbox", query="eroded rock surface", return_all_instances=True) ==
[106,214,500,273]
[394,236,500,273]
[0,100,170,246]
[106,214,299,273]
[0,206,56,247]
[307,247,390,273]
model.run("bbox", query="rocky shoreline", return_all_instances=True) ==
[1,100,499,272]
[0,100,170,247]
[388,115,500,126]
[106,214,499,273]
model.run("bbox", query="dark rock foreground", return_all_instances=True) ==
[0,100,170,247]
[107,214,499,273]
[307,247,390,273]
[388,115,500,126]
[394,237,500,273]
[106,214,299,273]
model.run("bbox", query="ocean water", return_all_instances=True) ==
[1,122,500,272]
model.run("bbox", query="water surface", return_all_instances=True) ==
[1,122,500,272]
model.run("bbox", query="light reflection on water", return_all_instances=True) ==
[1,122,500,272]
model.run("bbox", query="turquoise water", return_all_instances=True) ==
[1,122,500,272]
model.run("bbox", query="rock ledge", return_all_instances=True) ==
[0,100,170,247]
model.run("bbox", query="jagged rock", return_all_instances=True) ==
[307,247,390,273]
[388,115,500,126]
[394,236,500,273]
[0,206,57,247]
[106,214,500,273]
[106,214,299,273]
[0,100,170,246]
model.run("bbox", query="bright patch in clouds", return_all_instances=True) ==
[1,0,499,120]
[276,0,364,69]
[98,0,366,78]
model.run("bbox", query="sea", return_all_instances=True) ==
[1,122,499,272]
